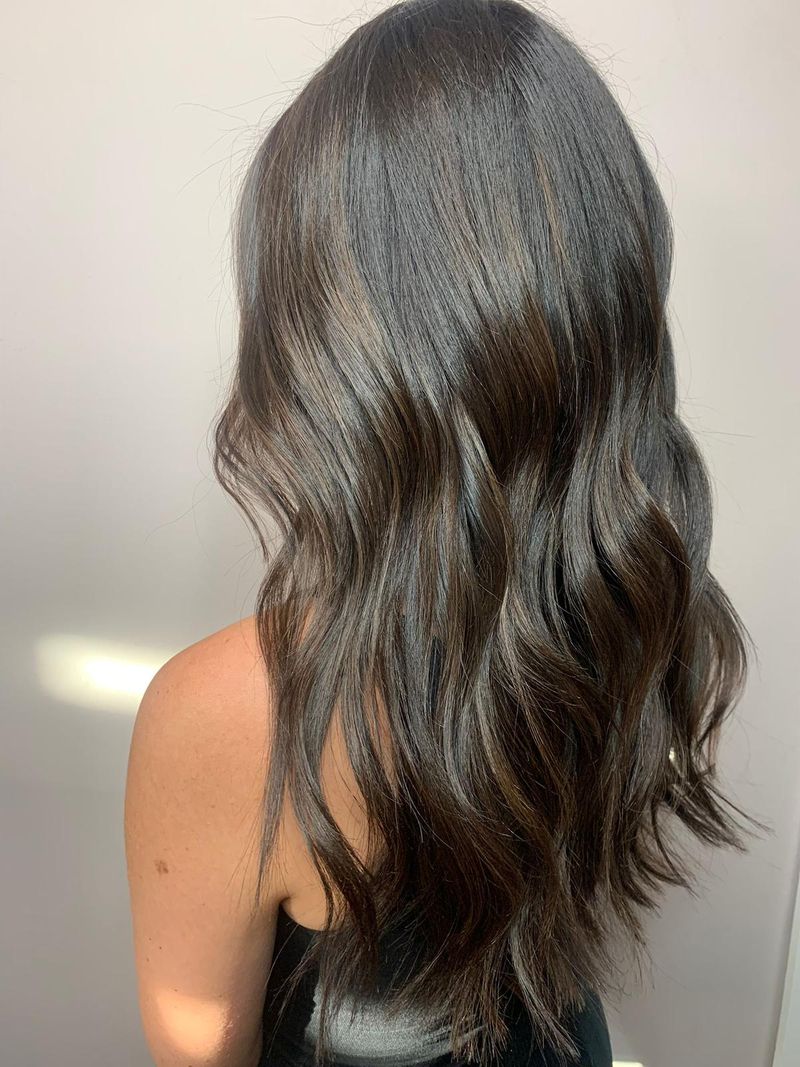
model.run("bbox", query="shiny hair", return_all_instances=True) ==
[212,1,762,1062]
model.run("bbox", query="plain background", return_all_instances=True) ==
[1,2,797,1065]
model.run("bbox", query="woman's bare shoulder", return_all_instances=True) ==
[129,613,277,848]
[124,616,283,1064]
[145,615,272,735]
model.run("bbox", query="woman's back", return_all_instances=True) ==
[125,3,758,1065]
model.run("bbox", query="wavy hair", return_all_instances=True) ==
[212,1,762,1062]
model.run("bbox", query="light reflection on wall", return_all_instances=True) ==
[35,634,175,713]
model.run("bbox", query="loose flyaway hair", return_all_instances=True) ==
[212,1,763,1063]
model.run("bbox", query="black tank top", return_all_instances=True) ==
[260,901,613,1066]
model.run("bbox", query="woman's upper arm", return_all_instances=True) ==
[124,620,284,1067]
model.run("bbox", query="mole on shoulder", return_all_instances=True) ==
[155,859,169,875]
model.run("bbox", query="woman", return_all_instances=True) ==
[124,2,760,1065]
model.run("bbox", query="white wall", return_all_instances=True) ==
[1,3,797,1065]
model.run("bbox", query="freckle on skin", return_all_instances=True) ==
[155,859,169,874]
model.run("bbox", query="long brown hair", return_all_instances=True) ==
[212,1,763,1062]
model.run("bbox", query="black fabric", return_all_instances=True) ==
[260,903,613,1067]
